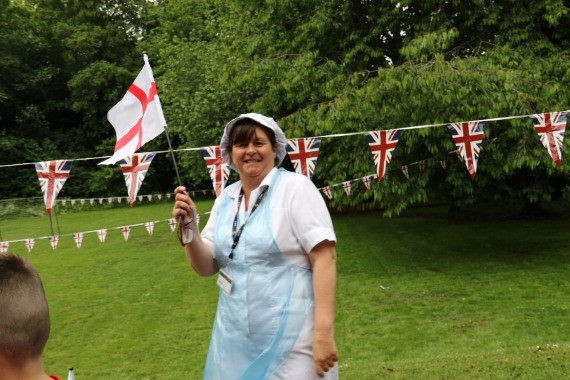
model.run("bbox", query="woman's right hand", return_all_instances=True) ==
[173,186,196,225]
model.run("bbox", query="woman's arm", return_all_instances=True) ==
[173,186,219,276]
[310,240,339,377]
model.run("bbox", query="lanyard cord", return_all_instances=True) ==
[229,185,269,261]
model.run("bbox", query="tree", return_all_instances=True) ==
[146,0,570,215]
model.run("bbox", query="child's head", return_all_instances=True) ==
[0,253,51,364]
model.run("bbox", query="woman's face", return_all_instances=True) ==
[232,127,277,184]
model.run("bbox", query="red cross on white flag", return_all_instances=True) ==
[168,218,177,233]
[73,233,84,249]
[121,226,131,241]
[0,241,9,253]
[97,229,108,243]
[100,54,166,165]
[25,239,35,253]
[342,181,352,196]
[145,221,155,236]
[322,186,333,200]
[49,236,59,250]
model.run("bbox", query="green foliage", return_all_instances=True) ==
[1,0,570,215]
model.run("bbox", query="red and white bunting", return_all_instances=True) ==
[168,218,177,233]
[342,181,352,196]
[24,239,35,253]
[144,221,155,236]
[401,165,410,179]
[121,226,131,241]
[73,233,84,249]
[0,241,9,253]
[97,229,107,243]
[49,236,59,250]
[362,176,373,190]
[322,186,333,200]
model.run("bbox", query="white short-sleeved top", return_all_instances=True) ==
[201,167,336,268]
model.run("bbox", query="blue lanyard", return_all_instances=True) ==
[229,185,269,261]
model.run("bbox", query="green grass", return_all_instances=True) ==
[2,201,570,379]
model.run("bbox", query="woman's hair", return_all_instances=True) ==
[228,119,278,165]
[0,254,50,362]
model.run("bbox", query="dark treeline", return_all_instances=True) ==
[1,0,569,216]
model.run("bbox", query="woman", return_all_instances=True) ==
[173,113,338,379]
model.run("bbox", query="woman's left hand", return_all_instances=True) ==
[313,331,338,377]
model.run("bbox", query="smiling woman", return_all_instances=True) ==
[172,113,339,379]
[227,121,278,202]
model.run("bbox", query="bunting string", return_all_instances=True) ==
[1,111,566,169]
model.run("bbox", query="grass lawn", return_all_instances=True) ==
[2,200,570,379]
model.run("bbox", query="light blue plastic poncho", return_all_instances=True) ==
[203,169,314,380]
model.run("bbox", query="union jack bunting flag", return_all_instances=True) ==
[366,129,403,182]
[286,137,322,179]
[73,233,84,249]
[201,145,230,197]
[97,229,108,243]
[35,160,73,215]
[531,112,568,167]
[447,121,486,180]
[118,153,156,206]
[24,239,35,253]
[0,241,9,254]
[145,221,155,236]
[49,236,59,251]
[342,181,352,196]
[321,186,333,200]
[121,226,131,241]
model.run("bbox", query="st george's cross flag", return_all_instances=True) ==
[286,137,322,179]
[121,226,131,241]
[100,54,166,165]
[24,239,35,253]
[0,241,9,254]
[342,181,352,196]
[144,221,155,236]
[35,160,73,215]
[447,121,486,180]
[73,233,84,249]
[97,229,108,243]
[201,145,230,197]
[49,236,59,250]
[321,186,333,200]
[366,129,403,182]
[531,112,568,167]
[118,153,156,205]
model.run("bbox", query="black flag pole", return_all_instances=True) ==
[144,51,190,245]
